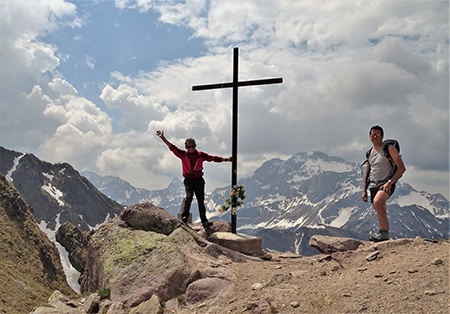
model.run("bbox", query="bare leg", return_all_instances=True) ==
[372,190,390,231]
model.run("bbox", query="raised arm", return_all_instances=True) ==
[155,130,173,148]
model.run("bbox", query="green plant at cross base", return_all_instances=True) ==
[220,185,246,213]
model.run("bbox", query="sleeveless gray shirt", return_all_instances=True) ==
[368,144,394,187]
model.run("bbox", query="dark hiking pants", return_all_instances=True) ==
[182,177,208,223]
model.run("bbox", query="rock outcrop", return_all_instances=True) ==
[29,227,449,314]
[9,199,447,314]
[0,173,73,314]
[80,202,248,308]
[56,222,92,273]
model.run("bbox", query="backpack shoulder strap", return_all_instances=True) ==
[382,139,400,160]
[361,147,372,168]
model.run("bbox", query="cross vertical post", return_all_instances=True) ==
[231,47,238,232]
[192,47,283,233]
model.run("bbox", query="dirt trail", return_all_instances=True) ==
[174,239,449,314]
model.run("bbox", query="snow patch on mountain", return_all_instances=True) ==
[262,218,296,229]
[42,182,65,206]
[329,207,356,228]
[288,174,310,184]
[43,172,54,181]
[339,181,361,196]
[394,191,449,219]
[38,214,80,294]
[5,154,24,181]
[394,191,431,208]
[255,193,287,204]
[302,159,354,174]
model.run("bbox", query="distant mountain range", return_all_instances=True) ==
[1,146,448,256]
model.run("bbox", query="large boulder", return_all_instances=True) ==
[120,202,181,235]
[80,216,200,307]
[80,202,250,308]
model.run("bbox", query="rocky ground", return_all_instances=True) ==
[28,214,449,314]
[29,236,449,314]
[170,238,448,314]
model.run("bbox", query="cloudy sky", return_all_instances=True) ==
[1,0,448,198]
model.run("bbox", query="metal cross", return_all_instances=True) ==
[192,47,283,233]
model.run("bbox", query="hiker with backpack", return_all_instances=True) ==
[362,125,406,242]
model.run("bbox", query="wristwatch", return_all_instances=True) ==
[388,179,393,184]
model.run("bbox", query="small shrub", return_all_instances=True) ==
[97,288,110,300]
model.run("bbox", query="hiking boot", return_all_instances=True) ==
[369,229,390,242]
[202,221,213,228]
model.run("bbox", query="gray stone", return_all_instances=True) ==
[119,202,181,235]
[79,293,101,313]
[207,232,263,256]
[201,267,237,281]
[309,235,365,254]
[290,301,300,308]
[129,294,163,314]
[164,298,180,311]
[366,251,380,261]
[246,299,273,314]
[431,258,444,265]
[185,278,234,305]
[29,307,69,314]
[105,302,126,314]
[261,253,273,260]
[80,217,199,307]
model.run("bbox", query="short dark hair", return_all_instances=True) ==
[185,138,196,146]
[370,125,384,136]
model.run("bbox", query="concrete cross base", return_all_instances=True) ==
[207,232,263,256]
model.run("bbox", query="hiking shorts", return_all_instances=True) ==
[370,183,396,203]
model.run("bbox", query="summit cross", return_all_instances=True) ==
[192,47,283,233]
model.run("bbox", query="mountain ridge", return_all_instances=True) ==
[84,150,448,255]
[0,146,124,232]
[1,146,447,257]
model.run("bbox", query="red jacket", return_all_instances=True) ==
[170,145,223,178]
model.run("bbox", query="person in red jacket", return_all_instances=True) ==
[156,130,232,227]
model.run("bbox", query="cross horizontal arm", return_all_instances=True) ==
[192,77,283,91]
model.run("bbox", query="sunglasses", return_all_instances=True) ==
[186,145,195,149]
